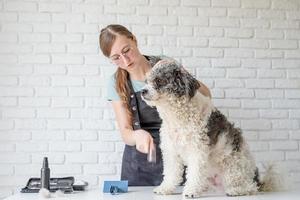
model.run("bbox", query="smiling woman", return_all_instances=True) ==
[99,24,211,187]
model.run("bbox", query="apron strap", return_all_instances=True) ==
[128,79,142,130]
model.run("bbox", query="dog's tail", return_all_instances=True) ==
[258,163,290,192]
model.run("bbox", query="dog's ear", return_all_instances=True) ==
[186,73,200,99]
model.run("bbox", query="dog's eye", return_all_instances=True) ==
[155,78,167,86]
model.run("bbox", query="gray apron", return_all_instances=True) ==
[120,56,164,186]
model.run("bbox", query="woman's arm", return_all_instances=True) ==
[198,80,211,98]
[111,100,153,153]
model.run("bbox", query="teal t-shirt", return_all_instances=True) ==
[107,74,146,101]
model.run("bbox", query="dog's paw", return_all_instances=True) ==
[153,185,175,195]
[183,187,202,199]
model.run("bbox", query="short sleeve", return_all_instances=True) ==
[106,74,121,101]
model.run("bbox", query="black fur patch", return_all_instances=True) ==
[253,167,262,189]
[206,109,243,152]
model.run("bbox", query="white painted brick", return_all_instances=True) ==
[50,142,81,152]
[66,131,98,141]
[5,1,37,12]
[215,79,244,88]
[198,8,226,17]
[0,33,18,42]
[52,97,84,107]
[0,13,18,22]
[178,16,208,26]
[272,60,300,69]
[258,69,285,78]
[210,38,238,47]
[2,108,35,119]
[19,97,50,107]
[83,120,114,130]
[82,142,114,152]
[285,50,300,58]
[210,18,239,27]
[168,7,197,16]
[52,13,84,22]
[98,152,122,163]
[66,153,98,164]
[2,23,32,33]
[240,39,269,49]
[0,131,31,141]
[224,48,254,58]
[211,89,225,98]
[275,80,300,89]
[225,89,254,98]
[212,0,240,7]
[194,27,224,37]
[270,141,298,150]
[194,48,223,58]
[118,0,148,5]
[71,108,102,119]
[33,23,65,33]
[259,131,289,140]
[0,87,34,97]
[260,109,288,119]
[86,13,116,23]
[241,0,270,8]
[271,19,299,29]
[0,165,13,175]
[0,77,18,86]
[67,66,99,75]
[0,65,32,75]
[254,151,284,162]
[286,152,300,160]
[35,87,68,97]
[212,58,240,67]
[0,153,30,164]
[272,0,299,10]
[132,25,163,35]
[0,97,17,106]
[34,64,67,75]
[0,44,32,54]
[290,110,300,119]
[258,10,285,19]
[287,10,300,19]
[226,28,254,38]
[20,76,50,86]
[242,100,271,109]
[243,131,258,141]
[32,153,65,164]
[19,55,50,64]
[52,55,84,64]
[14,164,40,175]
[118,15,148,25]
[19,13,50,22]
[35,44,66,53]
[39,2,70,12]
[0,143,15,152]
[227,69,256,78]
[255,50,283,58]
[248,141,269,151]
[163,47,192,57]
[241,120,271,130]
[178,37,207,47]
[228,8,256,18]
[37,108,69,118]
[52,33,82,43]
[196,68,225,78]
[272,120,299,130]
[270,40,298,49]
[286,90,300,99]
[241,19,270,28]
[101,131,122,142]
[229,109,259,119]
[72,4,102,13]
[15,119,46,130]
[290,131,300,140]
[255,29,284,39]
[47,120,81,130]
[19,33,50,43]
[83,164,116,174]
[255,89,284,99]
[69,87,101,97]
[213,99,241,108]
[246,79,274,88]
[104,5,135,14]
[51,164,82,174]
[150,0,180,6]
[51,76,84,86]
[287,69,300,78]
[273,100,300,109]
[31,131,64,141]
[148,36,177,46]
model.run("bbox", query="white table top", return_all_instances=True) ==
[3,186,300,200]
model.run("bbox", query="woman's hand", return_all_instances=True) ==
[133,129,154,154]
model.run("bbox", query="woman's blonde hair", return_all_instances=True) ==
[99,24,135,122]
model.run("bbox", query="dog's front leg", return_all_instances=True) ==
[154,146,184,195]
[183,148,210,198]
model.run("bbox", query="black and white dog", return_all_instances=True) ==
[141,59,282,198]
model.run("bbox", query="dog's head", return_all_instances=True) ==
[142,60,200,104]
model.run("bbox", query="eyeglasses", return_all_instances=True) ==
[109,46,132,64]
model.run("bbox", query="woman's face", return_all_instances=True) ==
[109,35,141,70]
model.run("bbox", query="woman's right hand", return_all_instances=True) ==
[133,129,154,154]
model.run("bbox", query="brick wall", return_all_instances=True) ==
[0,0,299,198]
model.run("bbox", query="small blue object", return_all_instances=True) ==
[103,181,128,194]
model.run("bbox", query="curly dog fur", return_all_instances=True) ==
[141,59,282,198]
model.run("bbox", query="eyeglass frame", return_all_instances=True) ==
[109,45,133,64]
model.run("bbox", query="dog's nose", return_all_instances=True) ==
[141,89,148,96]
